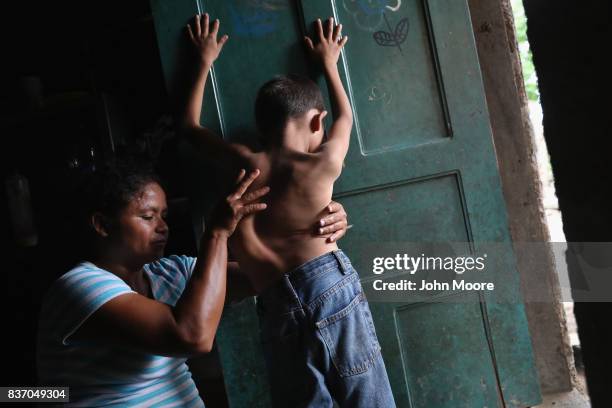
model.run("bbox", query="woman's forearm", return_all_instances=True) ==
[172,229,228,352]
[168,168,268,354]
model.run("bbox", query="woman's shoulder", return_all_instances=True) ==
[43,262,130,305]
[51,262,121,289]
[38,262,134,333]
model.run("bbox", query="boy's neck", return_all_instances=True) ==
[269,129,314,153]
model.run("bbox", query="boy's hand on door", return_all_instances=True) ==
[304,17,348,68]
[187,13,229,67]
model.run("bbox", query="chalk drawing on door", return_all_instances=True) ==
[342,0,408,52]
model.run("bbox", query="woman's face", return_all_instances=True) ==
[112,182,169,264]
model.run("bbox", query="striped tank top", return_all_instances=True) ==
[36,255,206,407]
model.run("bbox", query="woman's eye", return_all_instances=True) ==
[141,215,154,220]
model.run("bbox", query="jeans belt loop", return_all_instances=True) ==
[333,250,348,275]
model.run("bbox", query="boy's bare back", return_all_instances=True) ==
[227,148,338,291]
[184,15,352,292]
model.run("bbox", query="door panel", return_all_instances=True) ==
[393,297,502,407]
[151,1,541,406]
[333,0,451,153]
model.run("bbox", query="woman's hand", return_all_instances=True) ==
[209,169,269,238]
[317,201,350,243]
[187,13,228,67]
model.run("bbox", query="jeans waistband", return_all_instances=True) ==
[257,250,352,312]
[287,250,352,283]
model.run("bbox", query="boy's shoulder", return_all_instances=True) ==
[223,142,264,169]
[233,144,268,164]
[230,143,254,157]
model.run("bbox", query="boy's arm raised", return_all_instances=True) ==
[183,14,249,167]
[305,18,352,175]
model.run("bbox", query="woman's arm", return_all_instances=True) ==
[71,170,268,358]
[171,169,268,352]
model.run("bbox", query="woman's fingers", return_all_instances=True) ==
[328,228,345,243]
[240,202,268,217]
[235,169,246,183]
[320,213,337,227]
[318,200,348,242]
[319,218,347,235]
[241,186,270,203]
[320,202,346,227]
[327,17,334,41]
[232,169,260,199]
[327,201,342,214]
[327,202,338,213]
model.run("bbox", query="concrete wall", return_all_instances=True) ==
[467,0,575,393]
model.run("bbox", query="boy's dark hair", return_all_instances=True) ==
[255,74,325,146]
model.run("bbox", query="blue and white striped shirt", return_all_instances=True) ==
[36,255,206,407]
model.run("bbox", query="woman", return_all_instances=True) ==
[36,159,349,407]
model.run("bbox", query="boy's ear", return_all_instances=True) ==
[310,110,328,133]
[319,110,328,123]
[91,212,110,238]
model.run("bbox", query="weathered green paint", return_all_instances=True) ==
[216,297,271,407]
[151,0,541,406]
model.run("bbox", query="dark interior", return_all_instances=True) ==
[2,0,611,406]
[0,0,226,403]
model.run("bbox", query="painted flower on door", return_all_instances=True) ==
[342,0,402,31]
[342,0,408,53]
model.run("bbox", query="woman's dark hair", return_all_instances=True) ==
[254,74,325,146]
[64,156,162,261]
[80,158,162,219]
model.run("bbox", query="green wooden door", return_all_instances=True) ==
[151,1,541,407]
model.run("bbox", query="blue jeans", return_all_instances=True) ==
[256,250,396,408]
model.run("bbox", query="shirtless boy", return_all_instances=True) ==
[183,14,396,407]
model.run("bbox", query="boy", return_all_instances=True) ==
[184,13,396,407]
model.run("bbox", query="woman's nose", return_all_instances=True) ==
[156,217,169,233]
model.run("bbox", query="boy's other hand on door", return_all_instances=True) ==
[304,17,348,68]
[187,13,229,68]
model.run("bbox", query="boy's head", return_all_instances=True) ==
[255,74,327,149]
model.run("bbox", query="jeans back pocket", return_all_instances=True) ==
[316,292,382,377]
